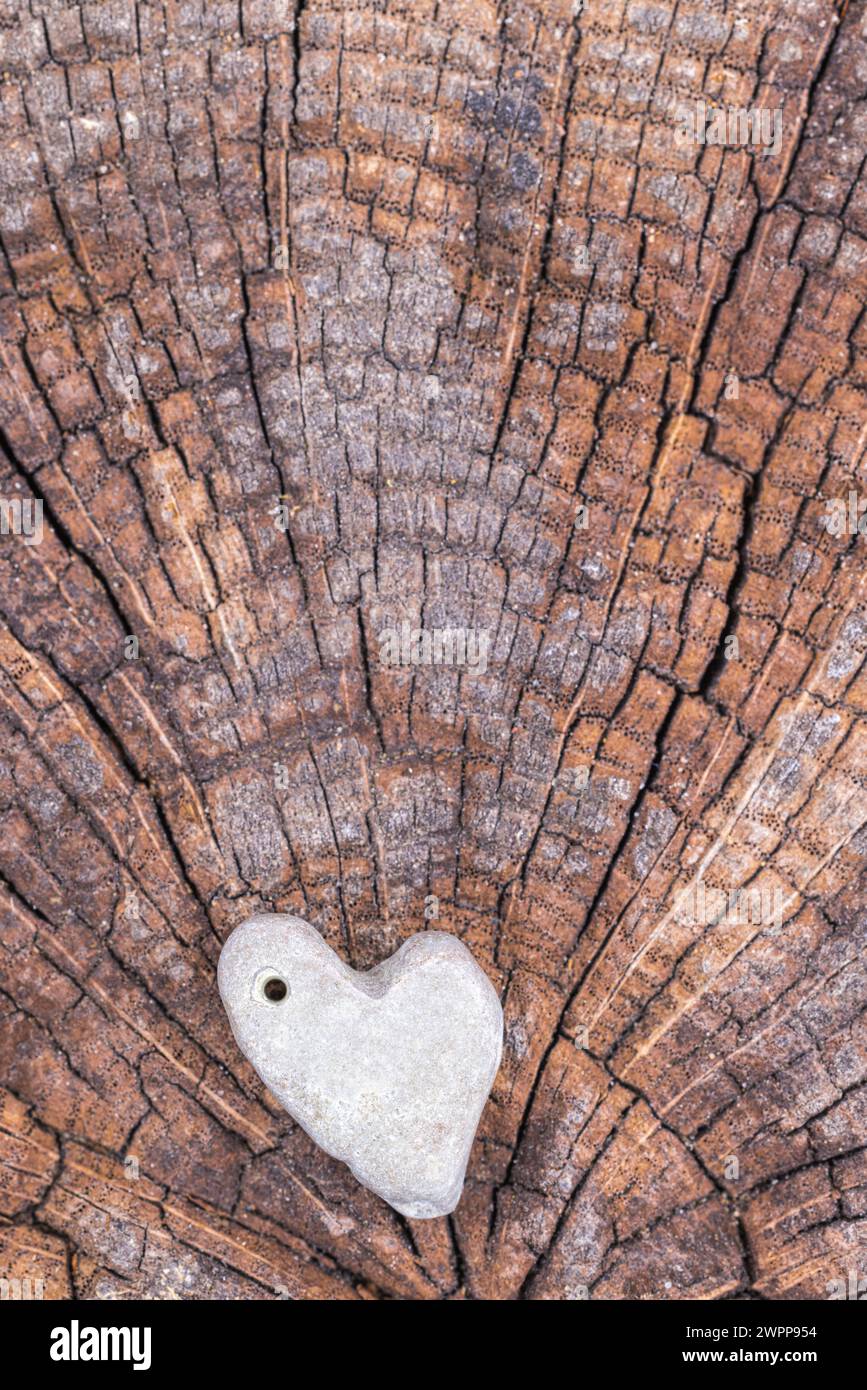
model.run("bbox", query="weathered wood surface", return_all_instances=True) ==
[1,0,866,1301]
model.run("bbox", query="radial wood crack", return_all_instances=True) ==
[1,0,866,1301]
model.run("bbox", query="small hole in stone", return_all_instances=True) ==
[263,977,287,1002]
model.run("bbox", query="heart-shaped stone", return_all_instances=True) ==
[218,914,503,1218]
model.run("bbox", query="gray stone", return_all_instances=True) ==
[218,914,503,1218]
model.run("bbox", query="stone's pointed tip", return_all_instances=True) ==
[394,1196,459,1220]
[219,911,503,1219]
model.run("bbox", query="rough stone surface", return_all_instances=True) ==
[219,915,503,1218]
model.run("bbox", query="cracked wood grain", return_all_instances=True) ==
[0,0,866,1301]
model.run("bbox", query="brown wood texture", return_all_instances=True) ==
[1,0,866,1302]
